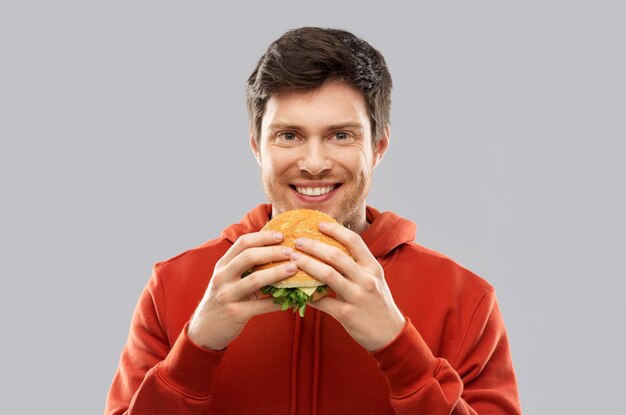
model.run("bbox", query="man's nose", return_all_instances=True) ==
[297,140,333,175]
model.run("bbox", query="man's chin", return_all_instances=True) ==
[267,187,365,226]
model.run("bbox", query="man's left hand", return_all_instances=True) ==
[290,221,406,352]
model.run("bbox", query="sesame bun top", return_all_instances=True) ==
[255,209,350,288]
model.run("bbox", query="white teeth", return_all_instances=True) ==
[295,185,335,196]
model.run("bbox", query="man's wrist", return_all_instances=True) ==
[369,314,406,352]
[187,320,227,351]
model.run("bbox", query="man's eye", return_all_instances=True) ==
[281,132,296,141]
[335,132,348,140]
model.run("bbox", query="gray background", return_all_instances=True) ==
[1,1,624,413]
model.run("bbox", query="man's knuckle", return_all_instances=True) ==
[352,289,367,304]
[372,263,384,276]
[362,278,378,293]
[327,248,343,263]
[337,305,355,322]
[239,249,255,264]
[235,235,253,250]
[244,271,259,286]
[214,290,228,305]
[210,278,222,291]
[335,305,348,320]
[346,232,361,245]
[321,266,335,280]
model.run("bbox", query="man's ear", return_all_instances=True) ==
[250,125,261,166]
[373,124,390,169]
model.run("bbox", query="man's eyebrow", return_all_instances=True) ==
[266,122,365,131]
[326,122,364,131]
[266,122,301,131]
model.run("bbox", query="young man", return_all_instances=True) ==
[105,27,522,414]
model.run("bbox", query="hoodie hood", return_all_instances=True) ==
[221,204,416,258]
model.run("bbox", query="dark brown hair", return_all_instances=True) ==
[247,27,392,146]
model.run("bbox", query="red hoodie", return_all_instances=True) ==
[105,204,521,414]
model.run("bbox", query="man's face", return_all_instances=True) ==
[251,80,389,232]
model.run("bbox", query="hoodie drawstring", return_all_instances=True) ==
[290,316,301,415]
[312,310,322,415]
[290,311,323,415]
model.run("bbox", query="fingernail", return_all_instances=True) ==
[273,232,283,240]
[283,247,293,256]
[285,262,297,272]
[290,252,300,261]
[295,238,305,248]
[319,222,331,230]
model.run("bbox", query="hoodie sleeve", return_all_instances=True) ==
[104,267,225,415]
[371,289,522,414]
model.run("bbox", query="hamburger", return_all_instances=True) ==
[251,209,350,317]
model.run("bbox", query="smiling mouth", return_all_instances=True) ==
[290,184,340,196]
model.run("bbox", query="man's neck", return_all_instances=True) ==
[350,216,369,235]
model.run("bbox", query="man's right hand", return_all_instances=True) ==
[187,231,296,351]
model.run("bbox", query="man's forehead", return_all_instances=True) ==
[261,82,369,130]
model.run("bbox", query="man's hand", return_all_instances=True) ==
[290,222,406,352]
[187,231,297,351]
